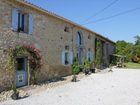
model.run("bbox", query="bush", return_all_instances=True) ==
[83,59,90,69]
[72,58,80,74]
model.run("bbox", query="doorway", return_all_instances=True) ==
[16,57,28,87]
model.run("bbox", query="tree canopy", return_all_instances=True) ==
[116,36,140,63]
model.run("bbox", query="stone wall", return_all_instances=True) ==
[0,0,115,92]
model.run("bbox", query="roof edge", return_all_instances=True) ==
[15,0,116,44]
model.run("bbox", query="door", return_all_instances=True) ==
[16,57,28,87]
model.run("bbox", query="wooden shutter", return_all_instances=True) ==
[12,8,18,31]
[87,51,94,61]
[61,51,65,65]
[87,51,90,60]
[69,51,73,64]
[90,52,94,61]
[28,14,33,34]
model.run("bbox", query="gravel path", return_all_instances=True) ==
[1,68,140,105]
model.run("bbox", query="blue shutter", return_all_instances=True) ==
[28,14,33,35]
[12,8,18,31]
[87,51,94,61]
[70,51,73,65]
[90,52,94,61]
[87,51,90,60]
[61,51,65,65]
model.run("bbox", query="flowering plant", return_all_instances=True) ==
[6,44,43,84]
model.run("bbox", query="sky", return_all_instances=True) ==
[27,0,140,43]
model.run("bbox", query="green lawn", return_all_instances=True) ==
[124,62,140,69]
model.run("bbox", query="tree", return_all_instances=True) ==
[116,35,140,63]
[132,36,140,63]
[116,40,133,62]
[134,35,140,46]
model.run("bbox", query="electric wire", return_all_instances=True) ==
[81,0,119,23]
[81,7,140,25]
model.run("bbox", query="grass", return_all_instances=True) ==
[124,62,140,69]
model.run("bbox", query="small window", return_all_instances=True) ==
[18,12,29,33]
[87,53,91,61]
[12,8,33,34]
[64,26,69,32]
[88,34,91,39]
[62,51,73,65]
[65,45,69,50]
[76,32,83,46]
[87,49,93,62]
[65,52,69,65]
[16,58,25,71]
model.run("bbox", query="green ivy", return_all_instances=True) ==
[95,39,102,69]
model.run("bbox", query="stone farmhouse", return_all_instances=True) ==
[0,0,116,92]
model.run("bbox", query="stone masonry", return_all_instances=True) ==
[0,0,116,92]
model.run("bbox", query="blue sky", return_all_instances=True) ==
[27,0,140,43]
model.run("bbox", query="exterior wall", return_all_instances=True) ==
[0,0,115,92]
[102,42,116,67]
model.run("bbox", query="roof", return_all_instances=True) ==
[15,0,116,45]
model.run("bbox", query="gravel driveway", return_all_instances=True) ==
[1,68,140,105]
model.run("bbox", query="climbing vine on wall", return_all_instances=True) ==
[6,44,43,84]
[95,39,102,69]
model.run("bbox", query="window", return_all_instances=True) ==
[62,51,73,65]
[17,12,29,33]
[76,32,83,46]
[87,52,91,61]
[12,8,33,34]
[88,34,91,39]
[65,52,69,65]
[64,26,69,32]
[87,48,93,62]
[16,58,25,71]
[65,45,69,50]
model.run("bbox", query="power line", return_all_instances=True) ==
[81,7,140,25]
[81,0,119,23]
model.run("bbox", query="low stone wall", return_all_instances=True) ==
[48,65,72,79]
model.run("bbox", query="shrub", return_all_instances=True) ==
[72,58,80,74]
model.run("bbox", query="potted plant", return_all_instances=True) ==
[90,60,96,73]
[83,59,90,75]
[71,58,80,82]
[11,83,19,100]
[108,63,113,72]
